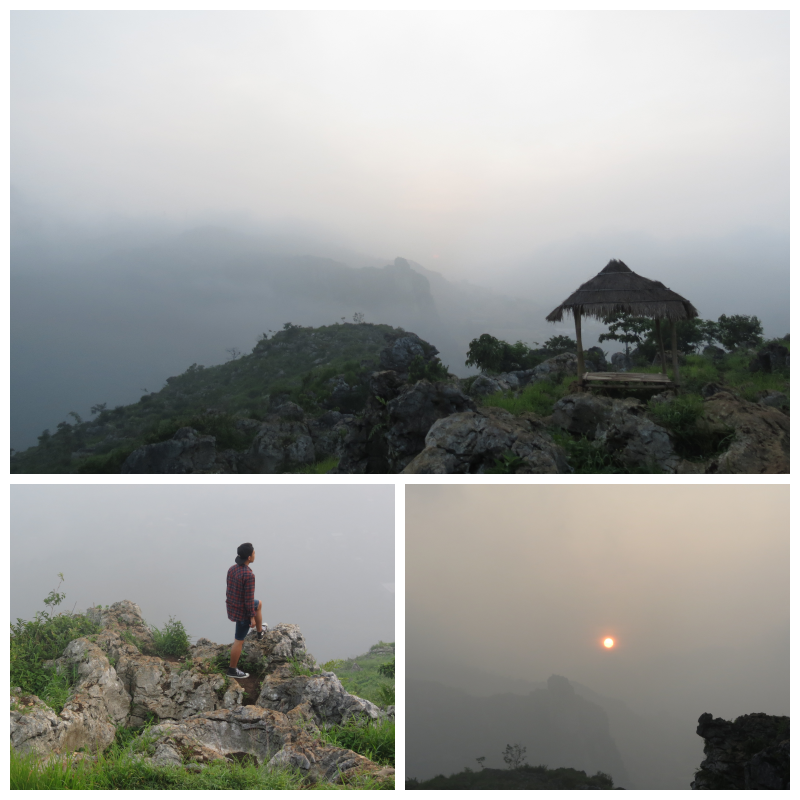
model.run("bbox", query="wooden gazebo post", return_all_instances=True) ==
[655,316,668,374]
[574,308,584,385]
[670,319,681,394]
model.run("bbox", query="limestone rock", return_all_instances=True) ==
[585,346,607,371]
[531,352,578,381]
[691,712,789,789]
[748,342,789,374]
[702,345,726,360]
[147,705,389,784]
[402,407,570,474]
[243,419,315,473]
[384,380,477,471]
[703,390,790,474]
[610,352,633,371]
[121,427,216,474]
[257,664,381,725]
[552,394,614,437]
[758,391,788,410]
[467,374,508,398]
[379,332,436,374]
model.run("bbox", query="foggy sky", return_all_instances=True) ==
[11,11,788,273]
[406,485,788,723]
[11,484,395,663]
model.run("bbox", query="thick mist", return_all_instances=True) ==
[11,12,789,449]
[11,484,395,663]
[406,485,788,788]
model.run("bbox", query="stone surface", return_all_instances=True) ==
[702,390,790,474]
[552,394,682,473]
[585,346,607,371]
[147,705,390,784]
[530,352,579,381]
[243,419,315,473]
[379,332,436,374]
[748,342,789,374]
[702,345,726,360]
[121,427,216,474]
[402,407,570,474]
[610,352,633,371]
[690,712,789,790]
[10,604,390,786]
[758,391,788,410]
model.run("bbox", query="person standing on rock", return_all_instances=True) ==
[226,542,265,679]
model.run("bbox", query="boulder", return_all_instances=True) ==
[306,411,354,462]
[585,346,607,371]
[702,345,726,360]
[11,637,130,756]
[379,332,436,374]
[552,394,614,438]
[552,394,682,473]
[243,419,315,473]
[748,342,789,373]
[610,352,633,371]
[384,380,477,471]
[531,352,578,381]
[147,705,390,783]
[121,427,216,474]
[690,712,789,790]
[703,390,790,474]
[402,407,570,474]
[758,391,788,410]
[467,374,509,398]
[594,399,682,473]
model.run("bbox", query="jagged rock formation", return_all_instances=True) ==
[690,712,789,790]
[10,601,392,785]
[702,388,790,474]
[403,407,570,473]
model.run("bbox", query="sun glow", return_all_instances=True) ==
[603,637,615,649]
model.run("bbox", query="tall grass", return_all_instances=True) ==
[10,746,391,790]
[480,375,573,416]
[317,716,395,767]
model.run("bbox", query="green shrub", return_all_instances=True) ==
[149,617,192,658]
[407,355,449,383]
[10,576,101,712]
[480,376,572,417]
[648,396,732,460]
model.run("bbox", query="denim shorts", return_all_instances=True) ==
[233,599,259,641]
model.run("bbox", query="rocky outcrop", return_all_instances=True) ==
[702,389,790,474]
[10,601,392,785]
[552,394,683,473]
[691,712,789,789]
[147,705,388,783]
[749,343,789,374]
[379,331,440,376]
[403,407,570,474]
[121,427,217,474]
[610,352,633,371]
[334,375,477,473]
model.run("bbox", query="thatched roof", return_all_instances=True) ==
[546,259,698,322]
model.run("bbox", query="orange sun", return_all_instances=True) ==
[603,637,615,649]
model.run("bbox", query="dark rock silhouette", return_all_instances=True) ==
[690,712,789,790]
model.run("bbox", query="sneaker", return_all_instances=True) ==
[227,667,249,679]
[256,628,266,641]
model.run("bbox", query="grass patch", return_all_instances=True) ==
[322,642,394,708]
[285,456,339,474]
[317,716,395,768]
[480,375,573,417]
[647,396,733,460]
[10,745,391,790]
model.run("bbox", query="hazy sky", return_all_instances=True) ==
[11,484,395,662]
[406,484,788,722]
[11,11,788,274]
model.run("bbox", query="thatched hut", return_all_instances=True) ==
[546,259,698,388]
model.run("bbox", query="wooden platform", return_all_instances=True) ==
[582,372,677,390]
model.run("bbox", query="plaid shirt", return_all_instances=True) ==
[226,563,255,622]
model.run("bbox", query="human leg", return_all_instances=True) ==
[230,638,244,669]
[254,599,263,633]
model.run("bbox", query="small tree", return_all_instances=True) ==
[353,312,365,324]
[715,314,763,350]
[502,743,528,770]
[225,347,242,361]
[598,312,652,357]
[543,335,577,353]
[476,756,486,770]
[90,403,107,416]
